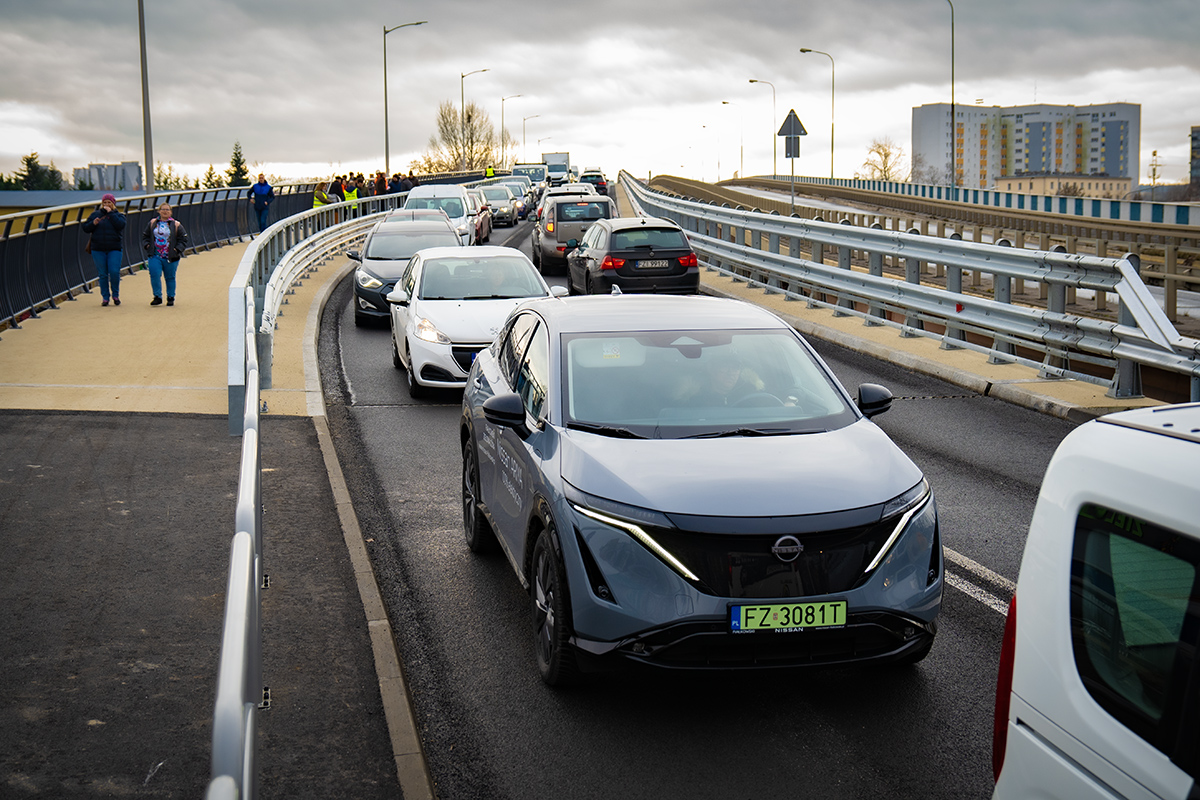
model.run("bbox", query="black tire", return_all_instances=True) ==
[531,525,578,686]
[585,274,595,295]
[405,343,428,398]
[354,309,368,327]
[391,331,403,369]
[566,268,579,296]
[462,436,497,553]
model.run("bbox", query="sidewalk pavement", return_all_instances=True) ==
[0,205,1163,797]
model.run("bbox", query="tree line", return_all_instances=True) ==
[0,141,254,191]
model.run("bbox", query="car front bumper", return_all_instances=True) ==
[408,334,488,389]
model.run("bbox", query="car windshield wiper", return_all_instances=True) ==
[566,421,647,439]
[463,294,528,300]
[682,427,819,439]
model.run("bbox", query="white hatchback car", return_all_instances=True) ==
[385,246,567,398]
[404,184,474,245]
[993,403,1200,800]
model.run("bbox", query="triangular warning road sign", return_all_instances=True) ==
[777,109,807,137]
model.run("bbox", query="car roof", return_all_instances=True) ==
[385,208,450,219]
[416,245,535,262]
[1097,403,1200,445]
[550,183,595,193]
[406,184,468,197]
[371,219,456,234]
[602,215,680,231]
[515,295,786,335]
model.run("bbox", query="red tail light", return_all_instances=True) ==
[546,221,555,233]
[992,595,1017,782]
[679,252,698,268]
[600,256,625,270]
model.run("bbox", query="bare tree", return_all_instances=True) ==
[908,152,940,185]
[1056,182,1084,197]
[413,100,498,173]
[856,138,908,181]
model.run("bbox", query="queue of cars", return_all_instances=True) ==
[347,169,943,689]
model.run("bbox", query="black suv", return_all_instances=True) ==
[565,216,699,295]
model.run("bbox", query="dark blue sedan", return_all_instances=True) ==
[460,295,943,685]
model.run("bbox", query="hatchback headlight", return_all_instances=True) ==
[414,316,451,345]
[356,269,383,290]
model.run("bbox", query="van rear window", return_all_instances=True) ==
[556,202,610,222]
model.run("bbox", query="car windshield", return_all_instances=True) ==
[406,197,464,218]
[562,329,856,438]
[513,166,545,180]
[612,228,687,249]
[365,231,459,260]
[557,201,610,222]
[418,255,549,301]
[482,188,511,202]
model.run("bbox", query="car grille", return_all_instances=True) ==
[451,345,487,373]
[648,519,895,598]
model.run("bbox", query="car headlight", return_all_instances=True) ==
[414,316,451,345]
[565,486,698,582]
[356,269,383,290]
[866,479,933,573]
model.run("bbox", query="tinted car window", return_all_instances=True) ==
[365,231,459,260]
[1071,503,1199,767]
[516,322,550,420]
[482,187,512,202]
[499,312,539,386]
[562,329,854,437]
[612,228,688,250]
[556,202,611,222]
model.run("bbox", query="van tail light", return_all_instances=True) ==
[600,256,625,270]
[679,252,698,268]
[546,221,555,233]
[992,595,1017,783]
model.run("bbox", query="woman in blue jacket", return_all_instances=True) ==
[82,193,126,306]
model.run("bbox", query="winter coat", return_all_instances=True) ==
[142,217,190,262]
[82,208,127,252]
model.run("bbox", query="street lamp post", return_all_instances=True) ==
[383,20,427,176]
[522,114,540,164]
[500,94,521,169]
[749,78,776,177]
[721,101,744,179]
[946,0,956,190]
[460,68,490,171]
[799,48,835,179]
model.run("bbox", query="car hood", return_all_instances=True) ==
[559,420,923,517]
[415,297,542,342]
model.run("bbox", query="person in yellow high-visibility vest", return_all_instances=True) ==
[344,178,359,218]
[312,181,333,208]
[485,165,495,178]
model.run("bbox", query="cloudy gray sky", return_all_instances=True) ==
[2,0,1197,186]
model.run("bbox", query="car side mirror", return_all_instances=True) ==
[857,383,893,418]
[348,250,362,262]
[550,286,569,298]
[385,288,409,306]
[482,393,529,437]
[566,238,579,248]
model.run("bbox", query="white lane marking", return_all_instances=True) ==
[945,547,1017,594]
[945,572,1010,615]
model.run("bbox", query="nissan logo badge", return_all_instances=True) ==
[771,535,803,563]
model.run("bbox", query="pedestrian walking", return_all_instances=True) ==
[247,173,275,232]
[141,202,189,306]
[82,193,126,306]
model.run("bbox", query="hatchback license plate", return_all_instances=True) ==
[636,259,669,269]
[731,600,847,632]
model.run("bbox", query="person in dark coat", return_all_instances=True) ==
[141,202,189,306]
[247,173,275,232]
[82,193,126,306]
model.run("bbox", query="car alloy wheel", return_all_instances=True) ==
[531,524,578,686]
[462,437,496,553]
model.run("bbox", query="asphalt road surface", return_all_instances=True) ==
[317,217,1077,799]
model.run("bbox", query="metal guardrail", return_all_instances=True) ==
[0,184,317,333]
[622,171,1200,401]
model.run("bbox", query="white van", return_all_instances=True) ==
[404,184,473,245]
[993,403,1200,799]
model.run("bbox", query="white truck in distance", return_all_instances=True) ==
[542,152,570,186]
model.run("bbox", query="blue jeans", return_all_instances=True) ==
[91,249,122,301]
[255,207,270,231]
[147,255,179,299]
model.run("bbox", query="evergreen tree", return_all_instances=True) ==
[226,141,250,187]
[202,164,224,188]
[11,152,64,190]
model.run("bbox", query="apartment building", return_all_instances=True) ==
[912,102,1140,190]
